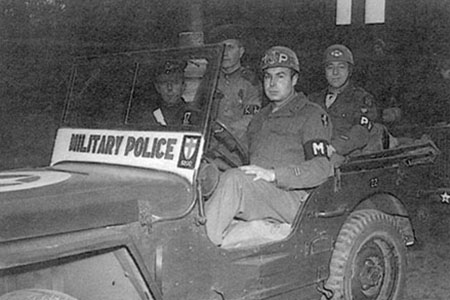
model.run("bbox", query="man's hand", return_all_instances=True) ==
[239,165,276,182]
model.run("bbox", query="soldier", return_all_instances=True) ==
[150,60,196,126]
[208,25,262,141]
[309,44,379,156]
[205,46,332,246]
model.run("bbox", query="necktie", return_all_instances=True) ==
[325,93,337,108]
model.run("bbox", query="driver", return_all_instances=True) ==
[205,46,333,246]
[150,60,195,126]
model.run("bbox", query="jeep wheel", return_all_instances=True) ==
[0,289,78,300]
[323,209,406,300]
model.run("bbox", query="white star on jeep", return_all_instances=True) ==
[440,192,450,204]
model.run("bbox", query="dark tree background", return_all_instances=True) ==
[1,0,449,169]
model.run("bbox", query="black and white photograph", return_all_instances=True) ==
[0,1,449,299]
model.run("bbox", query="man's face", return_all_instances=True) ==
[155,74,185,105]
[221,39,244,70]
[325,61,350,89]
[263,67,297,102]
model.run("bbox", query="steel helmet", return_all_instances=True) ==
[261,46,300,72]
[324,44,354,65]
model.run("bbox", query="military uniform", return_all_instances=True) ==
[144,59,198,127]
[205,93,332,245]
[216,66,262,140]
[150,99,195,126]
[309,82,378,156]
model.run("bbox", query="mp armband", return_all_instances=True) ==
[360,116,373,131]
[243,104,261,115]
[304,139,330,160]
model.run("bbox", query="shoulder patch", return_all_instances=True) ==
[321,114,329,127]
[243,104,261,115]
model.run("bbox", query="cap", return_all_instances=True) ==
[155,60,187,81]
[207,24,245,44]
[261,46,300,72]
[324,44,354,65]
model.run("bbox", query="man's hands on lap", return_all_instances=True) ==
[239,165,276,182]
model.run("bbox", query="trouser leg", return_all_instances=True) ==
[205,169,303,245]
[205,169,244,245]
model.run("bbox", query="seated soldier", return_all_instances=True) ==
[309,44,397,156]
[205,46,332,247]
[148,60,196,126]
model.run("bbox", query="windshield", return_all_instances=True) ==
[62,45,223,132]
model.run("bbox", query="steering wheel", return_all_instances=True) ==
[205,120,249,169]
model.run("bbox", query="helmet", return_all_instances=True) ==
[261,46,299,72]
[323,44,354,65]
[155,60,186,82]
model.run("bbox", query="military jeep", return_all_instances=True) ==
[0,45,439,300]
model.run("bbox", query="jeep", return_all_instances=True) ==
[0,44,439,300]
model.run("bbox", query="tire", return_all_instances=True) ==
[0,289,78,300]
[323,209,406,300]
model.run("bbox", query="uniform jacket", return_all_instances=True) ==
[141,98,197,126]
[309,82,378,155]
[216,66,262,140]
[247,93,332,190]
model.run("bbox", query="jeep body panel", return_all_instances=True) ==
[0,162,194,243]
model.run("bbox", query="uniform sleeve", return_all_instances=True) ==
[333,91,378,155]
[273,109,333,190]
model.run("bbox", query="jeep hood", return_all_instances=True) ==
[0,163,194,242]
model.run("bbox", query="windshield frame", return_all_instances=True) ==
[61,44,224,136]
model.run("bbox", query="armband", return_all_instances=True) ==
[304,139,330,160]
[360,116,373,131]
[243,104,261,115]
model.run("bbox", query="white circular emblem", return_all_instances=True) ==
[0,171,71,192]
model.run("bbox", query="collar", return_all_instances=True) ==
[221,65,242,77]
[327,80,351,95]
[271,92,297,113]
[269,92,307,116]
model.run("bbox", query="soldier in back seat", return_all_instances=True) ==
[309,44,381,156]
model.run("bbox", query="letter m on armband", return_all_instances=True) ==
[304,140,330,160]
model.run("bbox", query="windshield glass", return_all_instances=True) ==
[62,46,222,131]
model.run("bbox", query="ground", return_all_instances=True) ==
[406,194,450,300]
